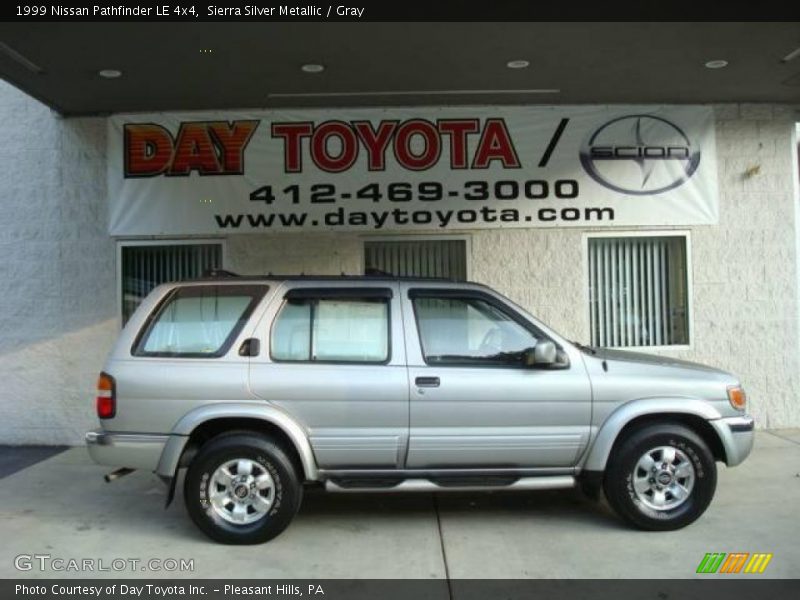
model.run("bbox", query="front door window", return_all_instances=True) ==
[412,296,538,367]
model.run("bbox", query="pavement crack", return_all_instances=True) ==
[433,493,453,599]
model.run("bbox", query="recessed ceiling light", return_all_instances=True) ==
[98,69,123,79]
[301,64,325,73]
[506,59,530,69]
[704,60,728,69]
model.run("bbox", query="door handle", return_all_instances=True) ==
[415,376,440,388]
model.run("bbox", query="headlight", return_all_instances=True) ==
[727,385,746,411]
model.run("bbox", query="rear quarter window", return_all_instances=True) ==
[132,284,268,358]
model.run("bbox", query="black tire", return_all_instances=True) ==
[184,431,303,544]
[603,423,716,531]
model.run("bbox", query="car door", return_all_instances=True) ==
[401,283,592,469]
[248,282,409,469]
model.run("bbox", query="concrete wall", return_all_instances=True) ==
[0,78,798,445]
[0,81,116,444]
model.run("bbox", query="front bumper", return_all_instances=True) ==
[85,429,169,471]
[710,415,755,467]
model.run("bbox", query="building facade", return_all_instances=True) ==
[1,80,799,444]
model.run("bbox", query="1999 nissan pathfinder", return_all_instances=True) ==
[86,275,754,544]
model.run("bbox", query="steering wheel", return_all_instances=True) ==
[478,328,503,354]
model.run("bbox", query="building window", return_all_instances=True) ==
[121,242,223,325]
[588,235,689,348]
[271,298,390,363]
[364,239,467,280]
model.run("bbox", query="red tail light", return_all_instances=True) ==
[96,372,116,419]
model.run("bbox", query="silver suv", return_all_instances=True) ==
[86,275,754,544]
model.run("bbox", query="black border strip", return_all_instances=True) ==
[3,2,799,21]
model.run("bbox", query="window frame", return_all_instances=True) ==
[116,238,227,329]
[131,283,269,359]
[269,289,394,365]
[408,288,558,369]
[582,230,693,351]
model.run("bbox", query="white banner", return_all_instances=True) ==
[108,105,718,235]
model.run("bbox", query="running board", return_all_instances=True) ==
[325,475,576,493]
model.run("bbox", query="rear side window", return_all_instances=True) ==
[133,285,268,358]
[271,297,390,363]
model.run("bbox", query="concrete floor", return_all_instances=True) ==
[0,445,67,478]
[0,431,798,579]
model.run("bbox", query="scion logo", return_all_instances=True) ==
[580,114,701,195]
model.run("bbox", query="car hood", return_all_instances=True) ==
[590,347,730,376]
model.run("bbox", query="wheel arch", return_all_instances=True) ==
[583,398,727,472]
[156,403,318,481]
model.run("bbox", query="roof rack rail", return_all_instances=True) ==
[203,268,240,278]
[258,273,460,282]
[191,271,467,283]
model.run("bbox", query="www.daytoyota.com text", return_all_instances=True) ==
[213,179,615,230]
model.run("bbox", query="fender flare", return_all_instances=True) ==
[582,397,723,472]
[155,402,318,481]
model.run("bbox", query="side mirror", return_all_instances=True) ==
[523,341,557,367]
[533,340,557,365]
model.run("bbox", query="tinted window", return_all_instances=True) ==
[134,285,267,357]
[271,298,389,363]
[413,296,538,366]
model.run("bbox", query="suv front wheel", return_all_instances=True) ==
[184,432,303,544]
[603,423,717,531]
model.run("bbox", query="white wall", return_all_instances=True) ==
[0,81,116,444]
[0,78,798,445]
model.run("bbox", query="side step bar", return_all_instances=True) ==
[325,475,575,493]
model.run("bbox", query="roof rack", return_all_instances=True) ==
[199,269,463,283]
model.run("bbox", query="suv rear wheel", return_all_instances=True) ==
[184,432,303,544]
[603,423,716,530]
